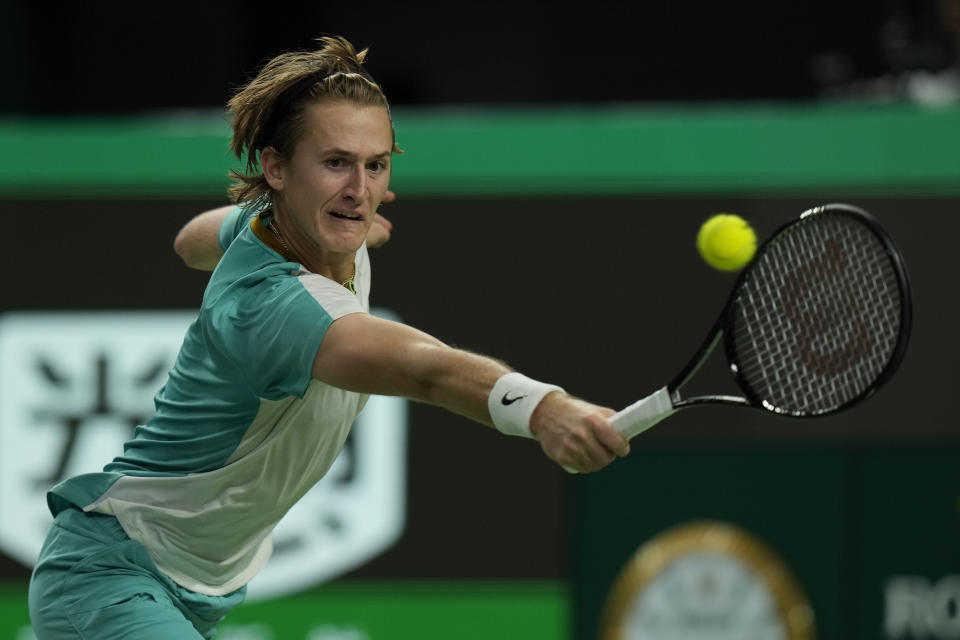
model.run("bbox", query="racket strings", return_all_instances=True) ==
[729,212,904,415]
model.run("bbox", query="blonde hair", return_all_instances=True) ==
[227,36,400,206]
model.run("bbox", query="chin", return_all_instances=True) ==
[325,234,367,254]
[315,223,369,251]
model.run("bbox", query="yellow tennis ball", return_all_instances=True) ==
[696,214,757,271]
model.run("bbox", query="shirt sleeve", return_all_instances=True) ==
[217,206,253,252]
[211,277,346,399]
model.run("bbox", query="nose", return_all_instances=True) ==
[342,166,367,202]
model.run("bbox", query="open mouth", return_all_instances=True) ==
[329,210,363,221]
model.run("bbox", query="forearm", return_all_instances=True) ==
[314,314,509,425]
[174,205,231,271]
[404,342,511,426]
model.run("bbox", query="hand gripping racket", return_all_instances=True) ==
[610,203,912,442]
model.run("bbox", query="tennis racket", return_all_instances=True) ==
[610,202,912,441]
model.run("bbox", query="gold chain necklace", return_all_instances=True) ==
[269,216,356,293]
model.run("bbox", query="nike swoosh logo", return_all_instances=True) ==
[501,393,527,405]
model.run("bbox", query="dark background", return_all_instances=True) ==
[2,0,958,114]
[1,194,955,583]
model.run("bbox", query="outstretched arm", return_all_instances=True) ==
[313,313,630,473]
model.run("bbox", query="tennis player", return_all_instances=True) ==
[28,36,630,639]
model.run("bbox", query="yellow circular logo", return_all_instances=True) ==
[600,520,816,640]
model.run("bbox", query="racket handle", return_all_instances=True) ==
[611,386,676,440]
[562,387,675,473]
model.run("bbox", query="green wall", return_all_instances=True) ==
[0,581,569,640]
[2,103,959,197]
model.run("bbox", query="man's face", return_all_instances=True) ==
[273,100,393,256]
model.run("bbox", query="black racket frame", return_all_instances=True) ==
[667,203,913,416]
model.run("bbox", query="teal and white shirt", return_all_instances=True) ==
[47,206,372,596]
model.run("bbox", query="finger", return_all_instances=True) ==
[551,435,600,474]
[564,453,594,474]
[374,212,393,231]
[585,441,618,470]
[365,219,392,248]
[382,190,397,204]
[577,416,626,466]
[595,421,631,457]
[572,434,616,473]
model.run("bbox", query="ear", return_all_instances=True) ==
[260,147,285,191]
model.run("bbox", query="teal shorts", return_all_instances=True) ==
[28,508,246,639]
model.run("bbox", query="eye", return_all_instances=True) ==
[367,159,388,173]
[326,157,344,169]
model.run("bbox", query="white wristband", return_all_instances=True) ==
[488,372,564,438]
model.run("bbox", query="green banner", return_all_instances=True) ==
[1,580,568,640]
[2,103,959,197]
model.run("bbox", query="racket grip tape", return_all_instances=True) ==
[610,386,676,440]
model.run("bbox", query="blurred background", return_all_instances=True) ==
[1,1,959,638]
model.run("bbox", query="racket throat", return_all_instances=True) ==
[672,394,752,409]
[669,317,725,392]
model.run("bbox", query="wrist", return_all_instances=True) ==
[488,372,565,438]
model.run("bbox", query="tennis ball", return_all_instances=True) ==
[696,214,757,271]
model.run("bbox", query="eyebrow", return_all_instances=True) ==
[324,148,392,160]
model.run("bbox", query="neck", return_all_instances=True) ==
[269,210,357,288]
